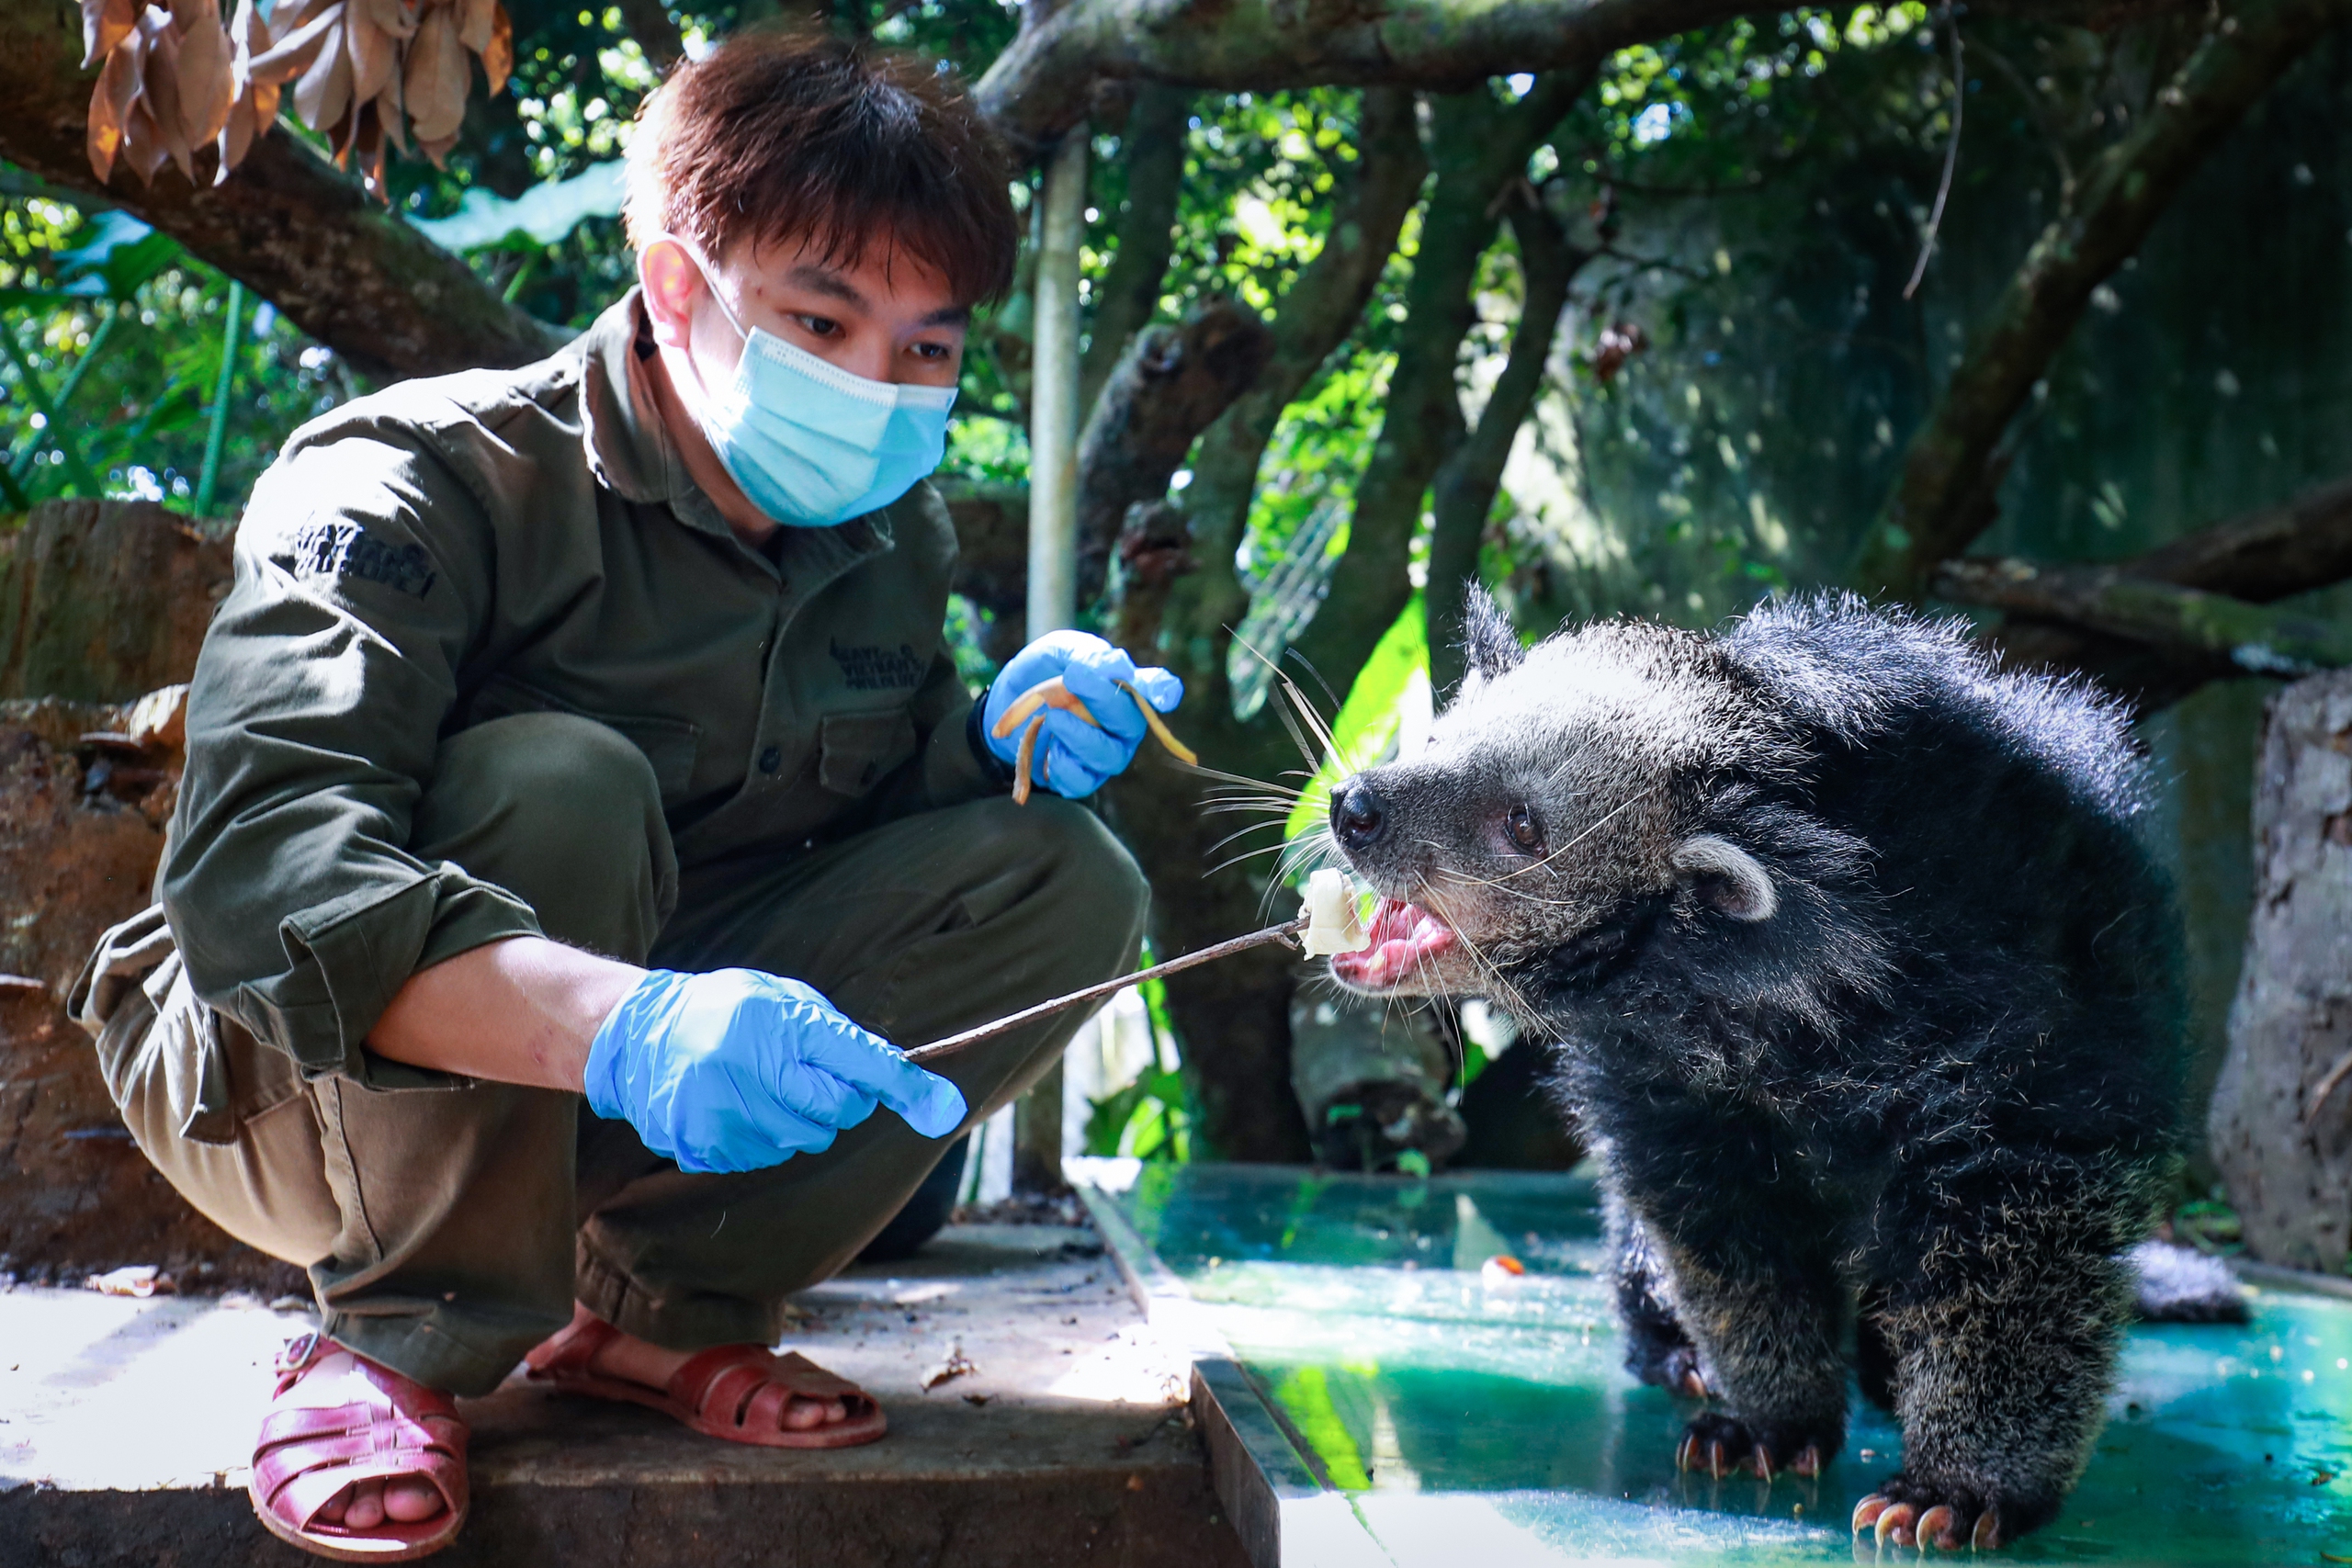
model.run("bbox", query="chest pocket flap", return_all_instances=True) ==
[819,710,917,798]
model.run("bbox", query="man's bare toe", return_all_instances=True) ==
[341,1478,387,1531]
[383,1474,447,1523]
[1874,1501,1918,1548]
[781,1395,845,1431]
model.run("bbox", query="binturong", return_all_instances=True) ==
[1323,589,2187,1551]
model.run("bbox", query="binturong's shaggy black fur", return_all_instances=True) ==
[1323,592,2187,1551]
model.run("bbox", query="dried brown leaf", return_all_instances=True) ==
[246,1,339,88]
[401,3,468,143]
[416,130,456,168]
[82,0,137,69]
[86,39,141,182]
[215,85,257,179]
[253,76,279,122]
[139,14,197,180]
[124,94,169,183]
[171,0,235,149]
[355,0,413,41]
[346,8,395,104]
[480,2,510,97]
[374,73,405,154]
[455,0,491,55]
[290,11,351,130]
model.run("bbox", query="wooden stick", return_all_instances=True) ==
[903,916,1306,1065]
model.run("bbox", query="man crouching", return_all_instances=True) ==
[71,28,1171,1561]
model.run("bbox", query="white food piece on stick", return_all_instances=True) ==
[1300,867,1372,957]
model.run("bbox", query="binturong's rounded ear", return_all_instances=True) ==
[1670,835,1779,922]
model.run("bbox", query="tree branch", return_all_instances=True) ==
[1290,70,1589,696]
[1426,192,1585,697]
[1934,557,2352,677]
[1934,471,2352,708]
[1850,0,2352,599]
[1074,296,1273,604]
[0,0,565,380]
[1159,85,1426,708]
[1080,82,1190,412]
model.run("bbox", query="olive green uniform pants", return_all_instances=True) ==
[93,714,1147,1395]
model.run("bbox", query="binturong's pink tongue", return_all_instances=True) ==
[1329,897,1457,988]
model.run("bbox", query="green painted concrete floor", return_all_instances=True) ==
[1082,1161,2352,1566]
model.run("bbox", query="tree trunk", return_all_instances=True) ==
[1850,0,2352,599]
[2207,668,2352,1270]
[1292,72,1584,694]
[1079,82,1192,413]
[0,0,563,381]
[1426,194,1583,699]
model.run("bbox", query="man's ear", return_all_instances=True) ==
[638,238,701,351]
[1459,585,1525,685]
[1670,835,1778,921]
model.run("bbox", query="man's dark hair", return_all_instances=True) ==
[625,28,1017,305]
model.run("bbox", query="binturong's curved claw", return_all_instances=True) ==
[1792,1443,1822,1479]
[1679,1367,1711,1399]
[1676,1433,1699,1472]
[1751,1444,1775,1483]
[1874,1501,1918,1549]
[1851,1495,1891,1533]
[1913,1505,1959,1550]
[1973,1508,2003,1551]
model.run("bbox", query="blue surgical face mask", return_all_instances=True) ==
[670,244,959,528]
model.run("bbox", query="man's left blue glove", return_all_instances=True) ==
[982,630,1183,798]
[583,968,967,1175]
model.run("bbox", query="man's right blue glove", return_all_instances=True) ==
[583,968,967,1175]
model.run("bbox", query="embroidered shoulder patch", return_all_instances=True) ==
[284,521,438,599]
[830,638,927,691]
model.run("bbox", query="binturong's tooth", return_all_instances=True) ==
[1300,868,1373,957]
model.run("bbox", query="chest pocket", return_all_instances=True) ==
[818,710,917,798]
[460,671,701,803]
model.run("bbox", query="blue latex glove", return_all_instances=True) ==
[583,968,967,1175]
[982,630,1184,798]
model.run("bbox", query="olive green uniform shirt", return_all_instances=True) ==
[160,291,1008,1090]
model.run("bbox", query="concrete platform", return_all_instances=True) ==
[0,1223,1249,1567]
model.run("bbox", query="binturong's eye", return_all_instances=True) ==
[1506,805,1543,852]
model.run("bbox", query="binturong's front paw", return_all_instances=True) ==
[1674,1409,1837,1482]
[1852,1474,2043,1550]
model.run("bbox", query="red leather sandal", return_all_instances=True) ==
[525,1314,887,1449]
[247,1333,469,1562]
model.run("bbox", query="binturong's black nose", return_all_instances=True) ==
[1332,779,1388,851]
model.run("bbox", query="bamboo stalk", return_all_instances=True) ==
[0,325,102,498]
[904,916,1305,1065]
[12,307,123,490]
[195,282,246,519]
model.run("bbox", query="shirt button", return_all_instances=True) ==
[758,746,783,774]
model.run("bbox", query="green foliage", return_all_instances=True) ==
[1284,593,1428,843]
[2,200,349,519]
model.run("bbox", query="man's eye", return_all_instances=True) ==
[1506,806,1543,852]
[795,315,842,338]
[910,342,953,361]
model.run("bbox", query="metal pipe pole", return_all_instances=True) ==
[1026,125,1088,637]
[1015,123,1089,1194]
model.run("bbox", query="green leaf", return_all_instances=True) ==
[410,162,628,254]
[57,212,183,300]
[1283,592,1429,845]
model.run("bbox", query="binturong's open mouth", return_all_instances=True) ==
[1329,897,1458,990]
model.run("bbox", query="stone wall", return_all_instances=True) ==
[0,502,288,1285]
